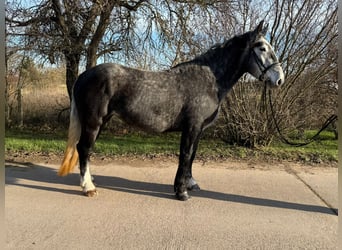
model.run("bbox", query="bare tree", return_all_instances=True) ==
[6,0,233,98]
[266,0,337,138]
[5,53,40,127]
[215,0,337,146]
[6,0,147,98]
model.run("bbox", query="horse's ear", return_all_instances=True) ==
[256,20,268,35]
[256,20,264,34]
[261,22,268,36]
[251,20,267,42]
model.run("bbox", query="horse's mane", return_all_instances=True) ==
[193,39,235,64]
[173,31,250,69]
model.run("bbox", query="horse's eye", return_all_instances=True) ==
[260,47,266,52]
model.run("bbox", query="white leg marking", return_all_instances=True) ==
[80,162,96,194]
[189,178,197,186]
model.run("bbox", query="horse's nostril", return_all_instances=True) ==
[276,79,283,86]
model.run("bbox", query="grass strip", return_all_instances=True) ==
[5,129,337,163]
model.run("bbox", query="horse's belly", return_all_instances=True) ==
[109,79,184,132]
[119,113,178,133]
[114,104,182,133]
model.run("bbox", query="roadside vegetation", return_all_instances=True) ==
[5,128,337,165]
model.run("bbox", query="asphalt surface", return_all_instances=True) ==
[5,159,338,249]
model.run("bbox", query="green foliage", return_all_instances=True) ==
[5,129,337,163]
[260,129,338,163]
[94,133,180,156]
[5,130,66,153]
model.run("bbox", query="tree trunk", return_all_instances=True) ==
[5,69,11,127]
[85,5,114,70]
[86,45,97,70]
[17,84,23,127]
[65,53,81,100]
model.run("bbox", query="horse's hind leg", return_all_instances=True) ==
[77,124,100,197]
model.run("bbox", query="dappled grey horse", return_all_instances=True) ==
[59,21,284,200]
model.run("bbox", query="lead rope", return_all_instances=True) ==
[266,87,337,147]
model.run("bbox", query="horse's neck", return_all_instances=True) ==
[194,43,247,99]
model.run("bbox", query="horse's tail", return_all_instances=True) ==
[58,97,81,176]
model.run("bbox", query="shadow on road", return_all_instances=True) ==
[5,161,337,215]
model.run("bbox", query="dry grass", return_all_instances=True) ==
[21,84,69,127]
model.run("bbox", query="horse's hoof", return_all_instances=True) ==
[84,190,98,197]
[176,191,190,201]
[188,183,201,191]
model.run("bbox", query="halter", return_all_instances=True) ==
[251,49,281,81]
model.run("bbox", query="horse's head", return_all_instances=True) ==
[246,21,285,87]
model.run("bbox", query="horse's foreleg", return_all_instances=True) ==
[186,136,201,192]
[77,126,100,197]
[174,126,202,201]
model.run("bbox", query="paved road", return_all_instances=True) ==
[5,159,338,249]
